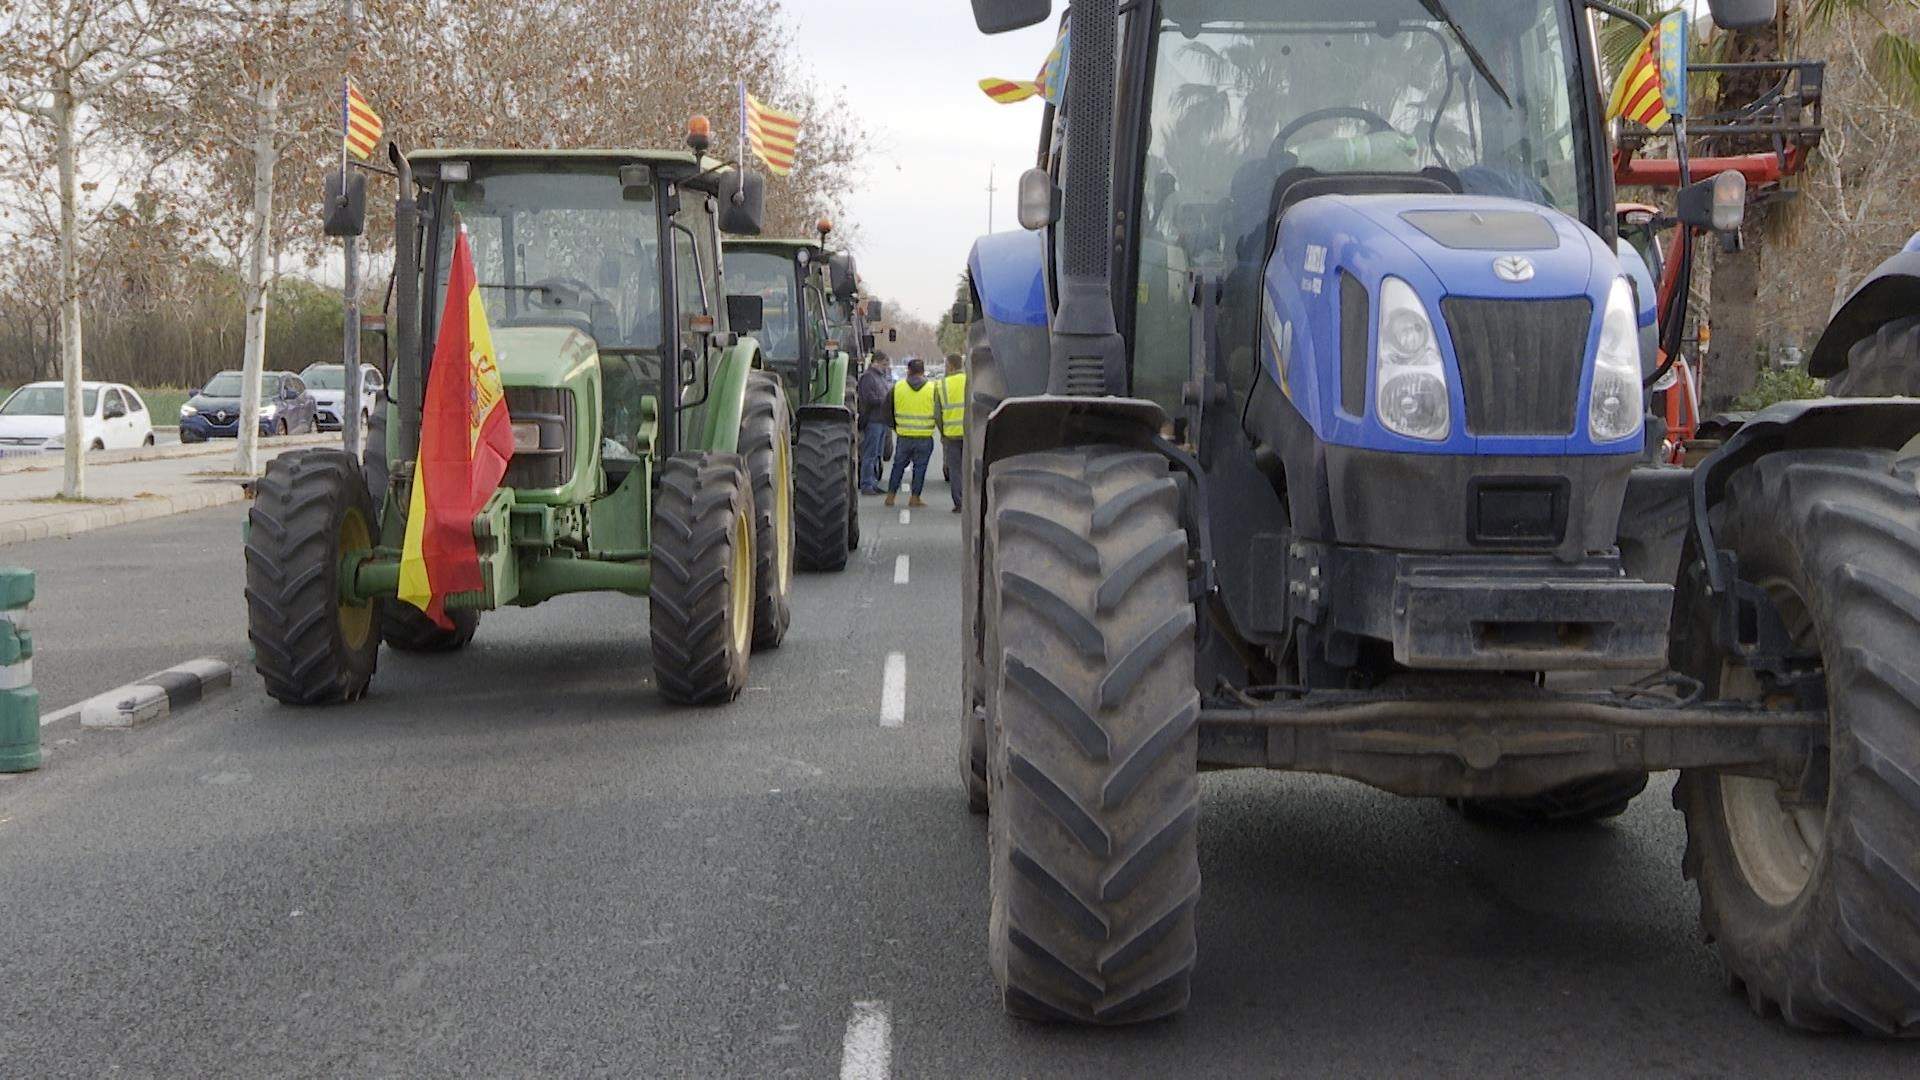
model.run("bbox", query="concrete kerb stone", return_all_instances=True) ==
[38,658,234,730]
[0,432,335,476]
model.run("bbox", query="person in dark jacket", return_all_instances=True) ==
[855,350,892,495]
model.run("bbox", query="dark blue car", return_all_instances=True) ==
[179,370,318,442]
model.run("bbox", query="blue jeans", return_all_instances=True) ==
[859,422,886,492]
[887,437,934,497]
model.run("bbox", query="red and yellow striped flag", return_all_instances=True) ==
[398,225,514,628]
[979,78,1040,104]
[745,91,800,176]
[1607,28,1672,132]
[343,78,383,160]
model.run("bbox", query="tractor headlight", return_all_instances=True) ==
[1589,278,1644,443]
[1376,276,1450,441]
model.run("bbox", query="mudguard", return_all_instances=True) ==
[1809,233,1920,378]
[967,232,1052,402]
[981,396,1168,473]
[687,339,759,454]
[1692,397,1920,596]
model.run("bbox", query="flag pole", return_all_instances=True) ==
[341,0,363,461]
[739,80,748,169]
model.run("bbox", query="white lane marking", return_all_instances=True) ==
[839,1000,892,1080]
[881,653,906,727]
[893,554,909,585]
[899,509,911,525]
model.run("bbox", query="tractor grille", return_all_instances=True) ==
[1440,297,1592,437]
[1339,272,1369,417]
[502,387,575,491]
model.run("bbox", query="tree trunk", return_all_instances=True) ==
[1707,223,1766,414]
[54,86,85,499]
[236,79,281,477]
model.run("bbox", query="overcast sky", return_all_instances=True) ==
[784,2,1061,322]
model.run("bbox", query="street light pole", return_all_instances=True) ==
[987,164,997,234]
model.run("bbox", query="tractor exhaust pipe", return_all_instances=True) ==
[1047,0,1126,398]
[389,143,422,457]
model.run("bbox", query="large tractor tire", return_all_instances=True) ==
[844,386,863,553]
[1452,774,1649,826]
[1672,448,1920,1034]
[985,445,1201,1024]
[245,449,382,705]
[794,416,854,572]
[741,372,793,649]
[1825,315,1920,398]
[650,452,756,705]
[960,321,1005,815]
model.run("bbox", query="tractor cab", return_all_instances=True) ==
[723,234,865,411]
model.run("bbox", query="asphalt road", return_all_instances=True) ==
[1,497,1912,1076]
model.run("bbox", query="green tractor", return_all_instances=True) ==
[722,229,875,571]
[246,141,798,707]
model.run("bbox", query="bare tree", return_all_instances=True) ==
[0,0,188,497]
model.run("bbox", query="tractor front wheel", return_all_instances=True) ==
[795,416,854,572]
[245,449,381,705]
[382,605,480,653]
[741,372,793,648]
[650,453,756,705]
[985,445,1201,1024]
[1673,448,1920,1033]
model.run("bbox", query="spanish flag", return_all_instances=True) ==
[397,224,513,628]
[1607,26,1671,132]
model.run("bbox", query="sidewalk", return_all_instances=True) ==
[0,435,337,546]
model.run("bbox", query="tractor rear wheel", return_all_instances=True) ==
[1825,315,1920,397]
[794,416,853,572]
[1673,448,1920,1034]
[1451,774,1649,826]
[741,372,793,648]
[650,452,756,705]
[985,445,1201,1024]
[245,449,381,705]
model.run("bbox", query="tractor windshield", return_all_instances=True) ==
[1133,0,1592,406]
[435,163,664,353]
[726,251,804,364]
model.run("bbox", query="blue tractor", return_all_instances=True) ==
[959,0,1920,1030]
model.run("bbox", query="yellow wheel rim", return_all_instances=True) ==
[338,506,374,650]
[730,505,753,659]
[775,437,794,590]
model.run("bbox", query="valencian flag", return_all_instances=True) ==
[397,224,513,628]
[342,78,383,160]
[1606,19,1674,131]
[980,21,1070,106]
[742,87,801,176]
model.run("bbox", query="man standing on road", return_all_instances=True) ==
[884,357,935,508]
[856,350,892,495]
[933,352,967,513]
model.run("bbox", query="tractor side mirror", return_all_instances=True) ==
[322,171,367,237]
[718,169,765,236]
[1676,171,1746,235]
[828,253,859,301]
[1704,0,1776,30]
[861,333,876,354]
[1017,167,1061,230]
[865,299,884,322]
[727,294,764,332]
[972,0,1051,33]
[952,300,969,325]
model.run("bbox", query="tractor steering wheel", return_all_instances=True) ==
[1274,107,1398,151]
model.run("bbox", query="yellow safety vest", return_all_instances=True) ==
[934,373,967,438]
[892,380,937,438]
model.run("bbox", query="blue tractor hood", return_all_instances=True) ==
[1263,191,1635,457]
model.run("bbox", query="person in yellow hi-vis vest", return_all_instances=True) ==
[933,353,967,513]
[884,357,936,508]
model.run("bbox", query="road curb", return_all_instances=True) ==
[0,432,334,475]
[37,658,234,730]
[0,481,251,547]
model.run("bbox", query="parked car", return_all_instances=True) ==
[299,363,384,433]
[179,370,318,442]
[0,381,155,456]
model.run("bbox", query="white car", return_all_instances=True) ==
[0,381,155,456]
[299,363,384,433]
